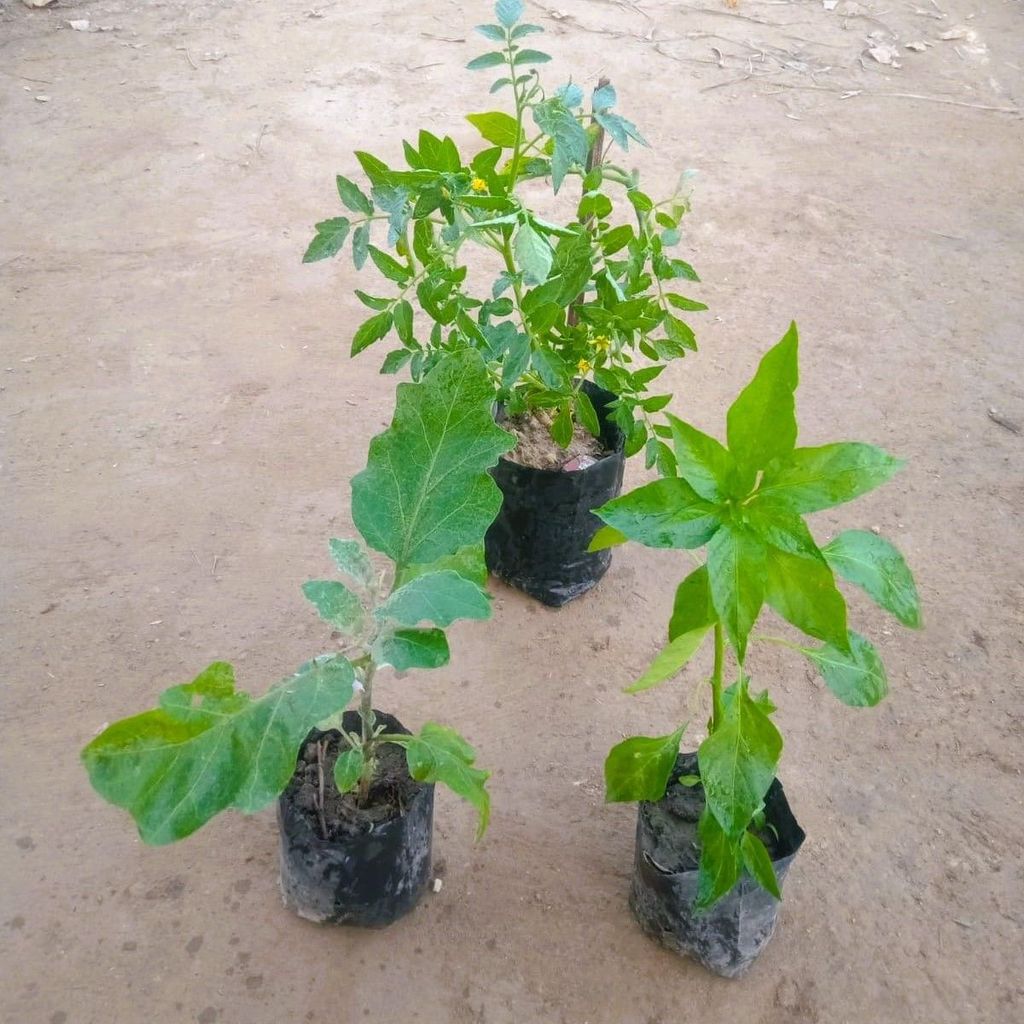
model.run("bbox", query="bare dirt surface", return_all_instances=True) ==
[507,408,607,470]
[2,0,1022,1022]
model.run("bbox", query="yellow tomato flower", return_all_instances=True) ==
[470,177,488,193]
[577,358,593,375]
[592,335,611,352]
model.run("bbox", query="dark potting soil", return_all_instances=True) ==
[505,408,609,470]
[643,757,783,874]
[284,731,423,843]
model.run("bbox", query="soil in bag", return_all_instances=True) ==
[485,381,625,607]
[631,752,805,977]
[278,710,434,927]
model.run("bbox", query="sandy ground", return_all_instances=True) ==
[2,0,1022,1021]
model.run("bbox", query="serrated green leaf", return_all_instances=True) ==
[303,217,350,263]
[377,570,491,627]
[707,525,765,661]
[380,349,412,375]
[726,322,799,483]
[604,727,685,803]
[699,680,782,837]
[594,109,648,150]
[758,444,904,515]
[575,390,601,437]
[351,351,515,570]
[336,175,373,215]
[81,657,355,844]
[823,530,920,628]
[467,111,521,148]
[302,580,364,633]
[594,479,720,550]
[532,98,589,193]
[390,723,491,838]
[467,51,507,70]
[374,628,450,671]
[351,311,393,357]
[333,747,364,794]
[550,403,573,448]
[368,245,410,284]
[802,630,888,707]
[665,293,707,312]
[393,299,413,344]
[765,544,848,649]
[741,830,781,899]
[626,626,711,694]
[665,414,734,502]
[668,564,718,640]
[354,289,390,311]
[328,538,374,587]
[352,222,369,269]
[513,221,553,285]
[696,808,741,910]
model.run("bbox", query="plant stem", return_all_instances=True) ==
[356,664,377,805]
[710,623,725,732]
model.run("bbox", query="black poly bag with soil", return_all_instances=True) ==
[485,381,626,607]
[277,710,434,927]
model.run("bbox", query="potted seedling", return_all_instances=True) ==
[81,351,515,926]
[592,324,921,976]
[303,0,704,605]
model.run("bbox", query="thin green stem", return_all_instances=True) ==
[710,623,725,732]
[356,664,377,805]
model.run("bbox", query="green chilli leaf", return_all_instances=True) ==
[587,524,627,552]
[333,747,364,794]
[626,627,711,694]
[336,175,373,215]
[695,809,742,910]
[351,351,515,571]
[594,479,720,550]
[668,564,717,640]
[764,546,848,650]
[741,830,781,899]
[757,443,903,514]
[376,570,492,627]
[726,323,799,484]
[801,630,888,707]
[302,580,364,633]
[698,680,782,838]
[373,628,450,671]
[389,723,491,838]
[664,413,735,502]
[81,657,355,844]
[604,727,685,803]
[303,217,350,263]
[706,525,765,661]
[822,530,921,628]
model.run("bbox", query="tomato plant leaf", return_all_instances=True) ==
[303,217,350,263]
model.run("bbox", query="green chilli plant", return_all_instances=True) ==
[593,323,921,907]
[81,352,514,842]
[304,0,701,462]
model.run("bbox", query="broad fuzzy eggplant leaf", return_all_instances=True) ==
[351,351,515,571]
[373,628,450,671]
[604,727,685,803]
[377,570,492,627]
[388,723,491,838]
[81,657,355,844]
[328,538,375,588]
[302,579,364,633]
[823,530,921,627]
[726,323,799,483]
[333,747,364,794]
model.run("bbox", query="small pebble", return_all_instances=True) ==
[432,878,443,894]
